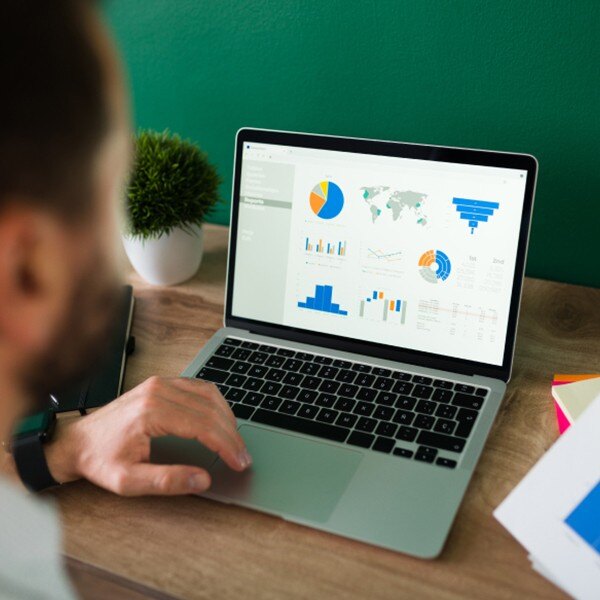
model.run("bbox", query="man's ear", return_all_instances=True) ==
[0,204,73,356]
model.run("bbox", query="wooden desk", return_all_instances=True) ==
[54,224,600,600]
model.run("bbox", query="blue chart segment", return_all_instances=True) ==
[452,198,500,234]
[298,284,348,315]
[418,249,451,284]
[564,481,600,555]
[309,181,345,220]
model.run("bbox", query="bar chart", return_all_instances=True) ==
[452,197,500,234]
[305,237,347,256]
[297,284,348,315]
[359,290,407,324]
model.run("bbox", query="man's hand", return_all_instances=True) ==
[44,377,251,496]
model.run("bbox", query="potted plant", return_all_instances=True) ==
[123,129,221,285]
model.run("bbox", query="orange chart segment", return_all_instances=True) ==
[419,250,435,266]
[310,191,327,214]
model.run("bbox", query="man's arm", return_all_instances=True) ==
[40,376,251,496]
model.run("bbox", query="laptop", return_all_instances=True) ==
[152,128,537,558]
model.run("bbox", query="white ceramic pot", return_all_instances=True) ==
[123,224,204,286]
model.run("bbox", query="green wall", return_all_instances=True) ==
[104,1,600,288]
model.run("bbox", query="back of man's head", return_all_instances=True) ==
[0,0,109,218]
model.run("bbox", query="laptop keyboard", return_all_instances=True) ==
[195,337,489,469]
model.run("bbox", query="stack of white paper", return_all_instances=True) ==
[494,394,600,599]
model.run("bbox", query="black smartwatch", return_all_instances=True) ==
[11,409,60,492]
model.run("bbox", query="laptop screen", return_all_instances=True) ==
[229,137,530,368]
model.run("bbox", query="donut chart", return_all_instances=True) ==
[309,181,344,219]
[418,249,452,283]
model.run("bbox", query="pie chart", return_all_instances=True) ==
[418,249,452,283]
[309,181,344,220]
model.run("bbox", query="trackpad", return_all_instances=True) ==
[208,425,363,523]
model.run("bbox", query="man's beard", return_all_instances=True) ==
[23,254,122,412]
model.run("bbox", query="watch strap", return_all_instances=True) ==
[12,430,60,492]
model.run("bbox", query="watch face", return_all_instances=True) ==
[14,411,52,437]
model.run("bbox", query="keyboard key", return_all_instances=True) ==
[373,406,394,421]
[251,409,350,442]
[248,351,268,365]
[231,348,252,360]
[393,371,412,381]
[433,379,453,389]
[395,396,416,410]
[295,352,314,361]
[416,431,466,453]
[371,367,391,377]
[316,393,336,408]
[215,344,235,358]
[283,359,303,371]
[454,383,475,394]
[356,388,377,402]
[434,419,456,435]
[241,341,259,350]
[352,363,371,373]
[392,381,414,395]
[373,377,394,391]
[332,359,351,369]
[261,396,282,411]
[432,388,453,403]
[243,392,263,406]
[232,403,255,420]
[375,422,398,438]
[435,404,457,419]
[261,381,282,395]
[375,391,397,406]
[259,344,277,353]
[206,356,234,370]
[354,402,375,417]
[335,369,356,383]
[316,408,338,424]
[276,348,295,357]
[414,414,434,430]
[319,380,340,394]
[314,355,333,365]
[415,400,436,415]
[216,384,230,396]
[225,374,247,387]
[283,372,303,386]
[393,410,415,425]
[413,385,433,399]
[265,368,285,382]
[225,388,246,402]
[231,361,251,374]
[279,385,300,400]
[280,400,301,415]
[318,366,339,379]
[415,446,437,463]
[372,437,395,453]
[396,426,418,442]
[265,355,286,368]
[436,457,457,469]
[355,374,375,387]
[455,408,478,438]
[223,337,242,346]
[196,367,229,384]
[334,398,356,412]
[355,417,377,433]
[298,404,319,420]
[336,413,358,428]
[475,387,488,397]
[243,378,263,392]
[297,389,318,404]
[339,384,359,398]
[347,431,374,448]
[301,376,321,390]
[412,375,432,385]
[452,393,484,410]
[393,447,413,458]
[299,362,320,375]
[248,365,268,378]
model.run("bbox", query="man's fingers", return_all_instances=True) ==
[111,464,212,497]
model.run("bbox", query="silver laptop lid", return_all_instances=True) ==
[225,129,537,382]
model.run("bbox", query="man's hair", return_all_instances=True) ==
[0,0,109,218]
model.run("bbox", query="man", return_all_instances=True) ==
[0,1,251,597]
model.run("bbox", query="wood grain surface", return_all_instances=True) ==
[52,224,600,599]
